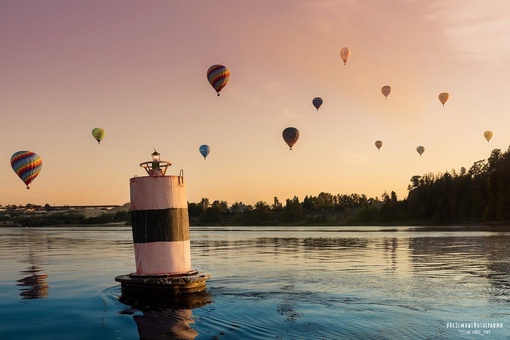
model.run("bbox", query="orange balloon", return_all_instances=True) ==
[438,92,449,106]
[340,47,351,65]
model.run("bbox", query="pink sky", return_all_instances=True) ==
[1,0,510,206]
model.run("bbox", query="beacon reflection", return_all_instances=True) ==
[119,290,212,339]
[134,309,197,339]
[17,265,49,299]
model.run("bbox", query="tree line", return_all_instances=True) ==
[0,209,129,227]
[189,147,510,226]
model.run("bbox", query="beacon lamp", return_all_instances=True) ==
[140,149,171,176]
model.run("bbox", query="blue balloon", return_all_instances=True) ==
[199,145,210,160]
[312,97,323,111]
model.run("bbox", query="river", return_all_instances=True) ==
[0,225,508,339]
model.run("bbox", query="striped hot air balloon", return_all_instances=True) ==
[207,64,230,96]
[92,128,105,144]
[10,151,42,189]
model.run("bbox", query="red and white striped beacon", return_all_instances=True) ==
[116,150,210,295]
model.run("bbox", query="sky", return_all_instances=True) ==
[2,0,510,207]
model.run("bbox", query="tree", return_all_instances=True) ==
[199,201,223,224]
[283,196,302,223]
[242,201,272,225]
[379,191,397,222]
[188,202,204,217]
[200,198,210,210]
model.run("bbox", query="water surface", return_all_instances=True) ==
[0,226,508,339]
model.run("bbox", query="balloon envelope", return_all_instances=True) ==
[312,97,323,111]
[282,127,299,150]
[340,47,351,65]
[484,131,493,142]
[11,151,42,189]
[375,140,383,150]
[207,64,230,96]
[199,145,210,159]
[416,146,425,156]
[381,85,391,99]
[92,128,105,144]
[438,92,449,106]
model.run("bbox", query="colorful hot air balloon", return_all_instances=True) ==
[438,92,449,106]
[199,144,210,160]
[484,130,493,142]
[312,97,323,111]
[381,85,391,99]
[340,47,351,65]
[416,146,425,157]
[207,64,230,96]
[10,151,42,189]
[283,127,299,150]
[92,128,105,144]
[375,140,383,150]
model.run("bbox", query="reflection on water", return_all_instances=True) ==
[119,291,213,339]
[17,265,49,299]
[409,235,510,301]
[10,230,51,299]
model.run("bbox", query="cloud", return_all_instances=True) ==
[428,1,510,62]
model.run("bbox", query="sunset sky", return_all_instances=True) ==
[2,0,510,206]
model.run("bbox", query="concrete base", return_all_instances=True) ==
[115,271,210,295]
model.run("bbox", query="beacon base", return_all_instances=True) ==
[115,271,210,295]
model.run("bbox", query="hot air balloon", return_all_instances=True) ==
[375,140,383,150]
[340,47,351,65]
[312,97,323,111]
[438,92,449,106]
[199,144,210,160]
[282,127,299,150]
[11,151,42,189]
[381,85,391,99]
[207,64,230,96]
[484,131,493,142]
[416,146,425,157]
[92,128,105,144]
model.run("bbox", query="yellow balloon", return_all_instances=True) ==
[92,128,105,144]
[484,130,493,142]
[381,85,391,99]
[438,92,449,106]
